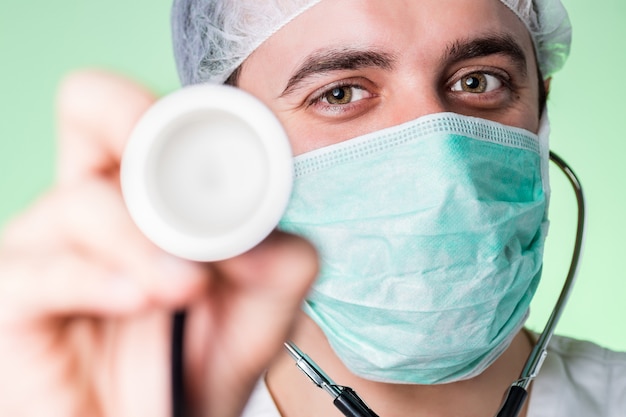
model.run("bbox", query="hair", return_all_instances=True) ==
[224,65,241,87]
[537,64,548,116]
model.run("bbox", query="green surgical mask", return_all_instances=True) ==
[279,112,550,384]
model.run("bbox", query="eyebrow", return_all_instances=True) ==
[444,34,528,75]
[280,48,396,97]
[280,34,528,97]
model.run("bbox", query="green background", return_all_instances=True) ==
[1,1,625,350]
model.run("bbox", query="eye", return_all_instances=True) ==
[451,72,502,93]
[325,86,353,104]
[318,85,372,105]
[304,79,378,119]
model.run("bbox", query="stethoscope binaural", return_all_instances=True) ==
[121,84,586,417]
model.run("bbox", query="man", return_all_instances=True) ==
[0,1,624,417]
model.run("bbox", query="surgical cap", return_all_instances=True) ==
[171,0,572,86]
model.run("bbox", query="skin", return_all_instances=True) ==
[0,0,550,416]
[0,71,317,417]
[237,0,549,416]
[240,0,543,154]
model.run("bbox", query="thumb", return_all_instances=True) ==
[186,231,319,417]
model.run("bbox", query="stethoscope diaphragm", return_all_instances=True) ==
[121,84,293,261]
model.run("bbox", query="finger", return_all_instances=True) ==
[214,230,319,360]
[216,231,318,302]
[55,69,156,185]
[0,180,208,312]
[186,231,319,417]
[0,251,150,321]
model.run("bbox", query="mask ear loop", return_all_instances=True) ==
[496,150,586,417]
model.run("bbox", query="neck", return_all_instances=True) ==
[266,312,533,417]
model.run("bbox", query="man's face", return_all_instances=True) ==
[238,0,541,156]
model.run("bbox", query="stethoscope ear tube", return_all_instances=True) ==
[496,150,586,417]
[496,386,528,417]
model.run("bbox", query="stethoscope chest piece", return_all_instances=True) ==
[121,84,293,261]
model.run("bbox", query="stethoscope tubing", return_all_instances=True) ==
[496,151,586,416]
[170,151,586,417]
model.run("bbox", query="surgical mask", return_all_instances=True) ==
[278,112,550,384]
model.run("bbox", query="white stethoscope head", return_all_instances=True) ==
[121,84,293,261]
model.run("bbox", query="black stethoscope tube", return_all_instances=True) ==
[172,310,187,417]
[495,151,586,417]
[171,151,586,417]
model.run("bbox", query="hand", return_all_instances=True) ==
[0,70,317,417]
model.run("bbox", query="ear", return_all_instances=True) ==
[543,77,552,95]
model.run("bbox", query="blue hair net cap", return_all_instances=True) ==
[172,0,572,86]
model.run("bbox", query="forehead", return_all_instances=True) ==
[242,0,535,89]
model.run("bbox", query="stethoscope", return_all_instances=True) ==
[120,85,586,417]
[279,151,586,417]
